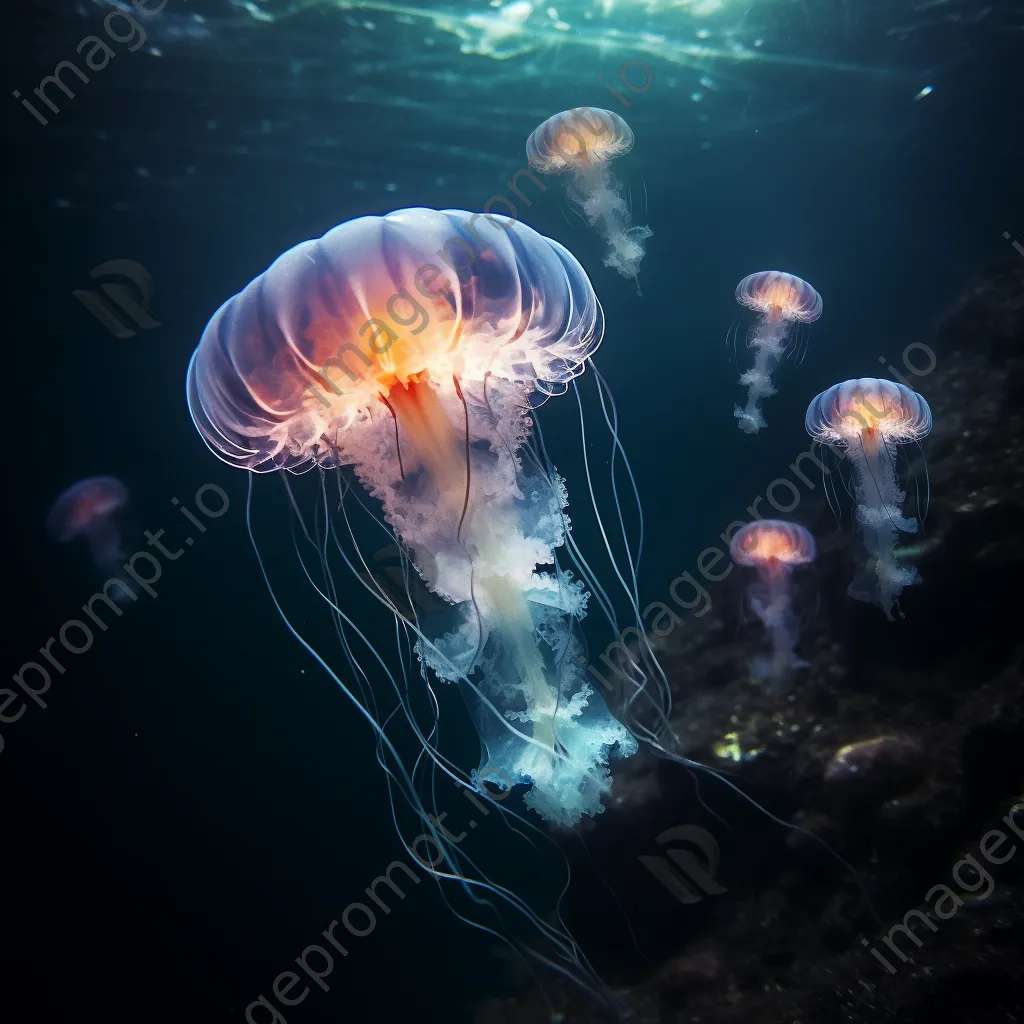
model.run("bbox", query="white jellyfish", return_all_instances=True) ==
[527,107,652,291]
[805,378,933,619]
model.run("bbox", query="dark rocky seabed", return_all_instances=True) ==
[477,259,1024,1024]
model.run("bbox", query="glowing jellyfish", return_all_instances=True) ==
[805,378,932,620]
[187,207,637,833]
[730,519,815,687]
[732,271,822,433]
[527,107,652,290]
[48,476,133,601]
[186,208,871,1008]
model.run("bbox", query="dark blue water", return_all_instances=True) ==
[4,2,1022,1022]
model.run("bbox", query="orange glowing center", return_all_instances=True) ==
[744,530,801,562]
[555,130,591,159]
[848,400,881,430]
[304,294,459,402]
[755,283,799,314]
[837,395,906,436]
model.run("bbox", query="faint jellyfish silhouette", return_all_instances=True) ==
[48,477,134,602]
[527,107,652,291]
[730,519,816,688]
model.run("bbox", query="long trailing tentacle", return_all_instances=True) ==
[260,471,616,1003]
[582,366,675,733]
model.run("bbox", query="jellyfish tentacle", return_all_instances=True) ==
[558,374,674,742]
[292,474,605,990]
[592,363,645,591]
[585,366,675,729]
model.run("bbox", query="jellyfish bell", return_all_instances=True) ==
[526,108,652,289]
[187,207,602,476]
[732,518,817,571]
[729,520,816,686]
[526,107,635,174]
[735,270,823,326]
[732,270,821,434]
[806,377,933,619]
[805,376,932,453]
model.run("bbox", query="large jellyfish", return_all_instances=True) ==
[527,107,652,290]
[732,270,822,433]
[47,476,133,602]
[805,378,933,620]
[186,207,637,832]
[729,519,816,688]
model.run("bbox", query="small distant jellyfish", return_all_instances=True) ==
[732,270,822,433]
[730,520,816,687]
[48,477,133,602]
[527,107,652,291]
[805,378,933,620]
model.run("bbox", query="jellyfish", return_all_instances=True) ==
[732,270,822,433]
[187,205,643,818]
[185,206,654,999]
[47,476,134,602]
[805,378,933,620]
[729,519,816,687]
[527,107,652,290]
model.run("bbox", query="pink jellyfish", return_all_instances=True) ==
[732,270,822,433]
[729,519,816,686]
[805,377,932,620]
[47,476,132,601]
